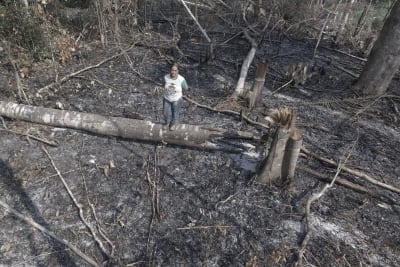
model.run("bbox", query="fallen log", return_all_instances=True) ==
[0,101,261,153]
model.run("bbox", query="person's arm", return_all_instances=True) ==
[181,79,189,90]
[162,75,167,87]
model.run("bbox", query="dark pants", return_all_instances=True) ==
[163,97,182,125]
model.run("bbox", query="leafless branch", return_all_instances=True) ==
[37,45,136,95]
[0,128,58,146]
[301,147,400,194]
[294,138,357,266]
[178,0,212,42]
[3,41,30,104]
[184,95,270,129]
[78,140,116,258]
[42,146,112,259]
[0,199,100,267]
[271,79,293,95]
[313,11,332,59]
[145,148,161,265]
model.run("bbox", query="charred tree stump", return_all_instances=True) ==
[249,62,268,109]
[256,109,302,185]
[256,127,290,184]
[282,128,303,181]
[0,101,260,152]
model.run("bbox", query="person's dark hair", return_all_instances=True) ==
[171,63,179,70]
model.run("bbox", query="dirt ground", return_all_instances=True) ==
[0,33,400,267]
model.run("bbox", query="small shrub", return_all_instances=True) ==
[0,5,48,61]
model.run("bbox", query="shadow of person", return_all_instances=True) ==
[0,159,77,267]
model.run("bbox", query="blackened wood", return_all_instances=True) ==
[281,129,303,180]
[256,127,290,184]
[249,63,268,109]
[353,0,400,95]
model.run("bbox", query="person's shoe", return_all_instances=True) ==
[162,124,169,130]
[169,124,177,131]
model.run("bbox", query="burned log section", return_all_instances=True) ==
[0,101,261,152]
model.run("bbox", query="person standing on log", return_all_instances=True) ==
[162,63,189,131]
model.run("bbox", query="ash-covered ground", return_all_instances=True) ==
[0,35,399,267]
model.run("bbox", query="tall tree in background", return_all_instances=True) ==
[353,0,400,95]
[20,0,28,8]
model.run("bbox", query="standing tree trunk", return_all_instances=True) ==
[20,0,28,8]
[353,0,400,95]
[333,0,355,44]
[249,62,268,109]
[339,0,356,34]
[233,30,257,97]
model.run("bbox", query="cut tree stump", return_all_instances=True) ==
[282,128,303,180]
[256,127,290,184]
[256,109,302,184]
[249,62,268,109]
[0,101,261,153]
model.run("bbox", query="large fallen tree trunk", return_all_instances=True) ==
[0,101,261,152]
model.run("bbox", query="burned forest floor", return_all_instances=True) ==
[1,31,400,267]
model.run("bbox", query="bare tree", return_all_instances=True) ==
[20,0,28,8]
[353,0,400,95]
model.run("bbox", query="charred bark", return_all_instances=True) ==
[0,101,260,152]
[353,0,400,95]
[256,109,302,185]
[256,127,290,184]
[249,62,268,109]
[281,128,303,180]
